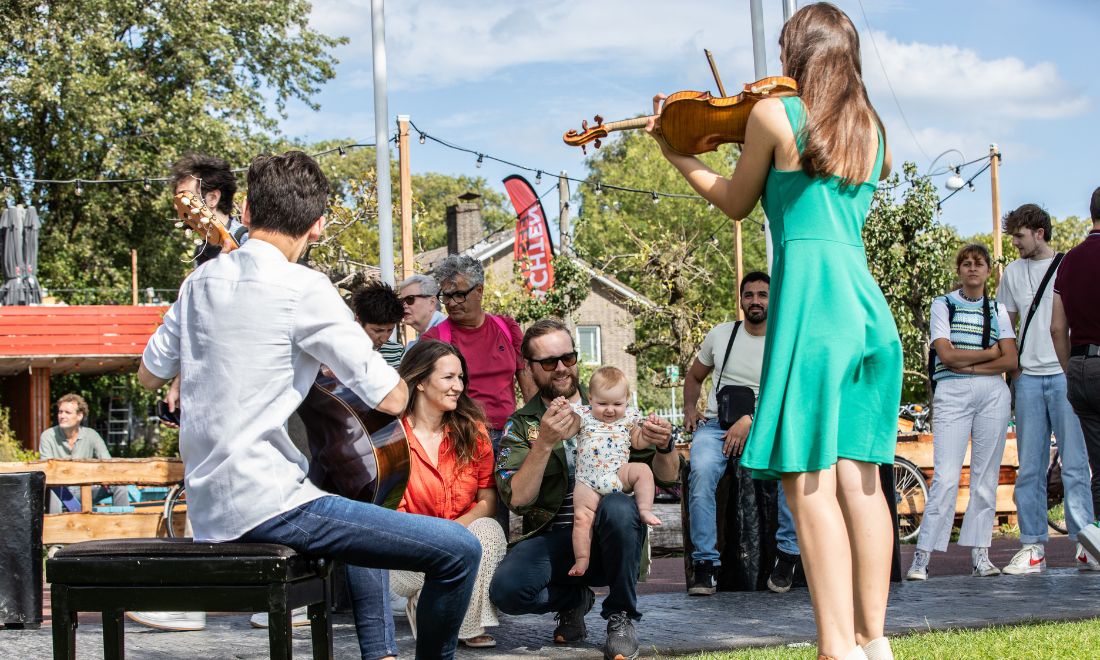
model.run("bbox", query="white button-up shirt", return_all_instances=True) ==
[142,239,400,542]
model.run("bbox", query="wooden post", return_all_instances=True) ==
[558,172,570,255]
[989,144,1003,282]
[397,115,415,344]
[130,249,138,305]
[735,219,744,320]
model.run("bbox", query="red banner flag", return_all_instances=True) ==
[503,175,555,295]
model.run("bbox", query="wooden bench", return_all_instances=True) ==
[0,458,185,544]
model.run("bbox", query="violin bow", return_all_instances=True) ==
[704,49,728,98]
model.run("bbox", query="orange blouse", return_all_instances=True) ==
[398,417,495,521]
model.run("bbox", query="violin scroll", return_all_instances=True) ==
[563,115,609,154]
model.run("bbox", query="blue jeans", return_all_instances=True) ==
[1014,373,1095,543]
[346,566,395,659]
[240,495,481,660]
[688,419,799,563]
[489,492,645,620]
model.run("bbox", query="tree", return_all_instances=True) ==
[863,162,961,403]
[0,1,344,301]
[573,130,768,407]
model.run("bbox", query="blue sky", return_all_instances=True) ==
[282,1,1098,239]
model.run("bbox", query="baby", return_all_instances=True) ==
[555,365,663,577]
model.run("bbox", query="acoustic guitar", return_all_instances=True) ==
[298,371,410,510]
[172,190,241,252]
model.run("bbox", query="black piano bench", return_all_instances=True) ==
[46,538,332,660]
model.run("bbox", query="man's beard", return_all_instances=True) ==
[744,306,767,323]
[538,371,579,401]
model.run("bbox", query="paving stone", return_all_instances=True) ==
[5,568,1099,658]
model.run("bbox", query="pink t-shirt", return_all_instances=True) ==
[421,314,524,430]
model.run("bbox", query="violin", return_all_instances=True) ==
[563,76,798,155]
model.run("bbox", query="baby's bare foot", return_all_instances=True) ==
[640,511,662,526]
[568,559,589,577]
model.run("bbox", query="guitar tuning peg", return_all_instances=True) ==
[190,207,201,215]
[180,195,191,205]
[193,238,204,246]
[594,115,603,125]
[199,216,210,224]
[174,221,184,229]
[581,145,588,155]
[184,228,193,238]
[594,139,602,149]
[581,119,589,130]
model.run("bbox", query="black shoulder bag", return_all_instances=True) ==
[715,321,756,430]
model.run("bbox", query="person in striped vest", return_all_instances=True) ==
[907,244,1018,581]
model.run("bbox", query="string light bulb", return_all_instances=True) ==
[945,167,964,191]
[476,154,484,168]
[594,182,603,196]
[74,180,84,196]
[143,178,151,191]
[337,147,346,157]
[535,170,542,184]
[651,191,660,204]
[418,132,426,145]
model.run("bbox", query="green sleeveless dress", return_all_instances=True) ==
[740,96,902,480]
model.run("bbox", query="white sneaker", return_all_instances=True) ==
[126,611,206,631]
[1079,523,1100,561]
[249,606,310,628]
[906,549,930,580]
[1003,543,1046,575]
[1076,543,1100,571]
[971,547,1001,577]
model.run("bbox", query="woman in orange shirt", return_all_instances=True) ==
[392,339,506,649]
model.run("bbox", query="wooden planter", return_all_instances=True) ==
[895,432,1019,521]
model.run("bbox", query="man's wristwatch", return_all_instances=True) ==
[656,438,675,454]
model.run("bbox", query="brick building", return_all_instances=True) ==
[416,195,652,385]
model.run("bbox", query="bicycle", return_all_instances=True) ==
[898,403,931,435]
[162,481,188,538]
[893,456,928,542]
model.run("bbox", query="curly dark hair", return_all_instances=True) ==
[351,280,404,325]
[1002,203,1053,242]
[169,154,237,216]
[398,340,487,467]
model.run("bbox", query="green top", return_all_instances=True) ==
[39,426,112,460]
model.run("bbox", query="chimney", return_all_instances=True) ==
[445,192,484,255]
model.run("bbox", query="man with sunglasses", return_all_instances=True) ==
[489,319,676,660]
[398,273,446,348]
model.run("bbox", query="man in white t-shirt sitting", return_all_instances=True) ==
[682,272,798,595]
[997,203,1097,574]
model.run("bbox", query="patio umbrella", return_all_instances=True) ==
[20,207,42,303]
[0,206,43,305]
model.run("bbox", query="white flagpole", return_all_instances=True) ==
[371,0,395,285]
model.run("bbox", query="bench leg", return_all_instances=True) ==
[102,608,125,660]
[308,591,333,660]
[50,585,76,660]
[268,604,293,660]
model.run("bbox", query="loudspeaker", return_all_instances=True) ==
[0,470,45,628]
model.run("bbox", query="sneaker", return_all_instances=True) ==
[126,611,206,631]
[602,611,639,660]
[1076,543,1100,571]
[1003,543,1046,575]
[688,560,717,596]
[1079,523,1100,562]
[553,586,594,644]
[249,606,310,628]
[971,547,1001,577]
[767,551,799,593]
[906,549,930,581]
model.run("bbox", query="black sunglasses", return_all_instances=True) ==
[437,284,479,305]
[530,352,579,372]
[400,294,433,306]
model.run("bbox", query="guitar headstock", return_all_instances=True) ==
[172,191,238,253]
[563,115,608,154]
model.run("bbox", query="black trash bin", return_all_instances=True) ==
[0,470,45,628]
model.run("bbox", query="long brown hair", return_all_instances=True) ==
[398,339,487,466]
[779,2,886,186]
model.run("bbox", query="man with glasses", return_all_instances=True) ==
[489,319,677,660]
[398,273,446,348]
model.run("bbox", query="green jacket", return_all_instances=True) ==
[495,389,681,575]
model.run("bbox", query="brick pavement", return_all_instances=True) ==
[4,536,1099,659]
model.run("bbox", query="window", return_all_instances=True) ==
[576,326,602,365]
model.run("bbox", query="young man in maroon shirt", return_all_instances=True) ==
[1052,187,1100,561]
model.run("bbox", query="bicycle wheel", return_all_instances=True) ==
[893,457,928,543]
[163,482,188,538]
[1047,453,1067,534]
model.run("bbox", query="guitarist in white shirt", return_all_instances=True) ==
[137,151,480,660]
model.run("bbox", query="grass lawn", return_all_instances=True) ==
[677,618,1100,659]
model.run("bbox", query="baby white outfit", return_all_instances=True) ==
[572,404,642,495]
